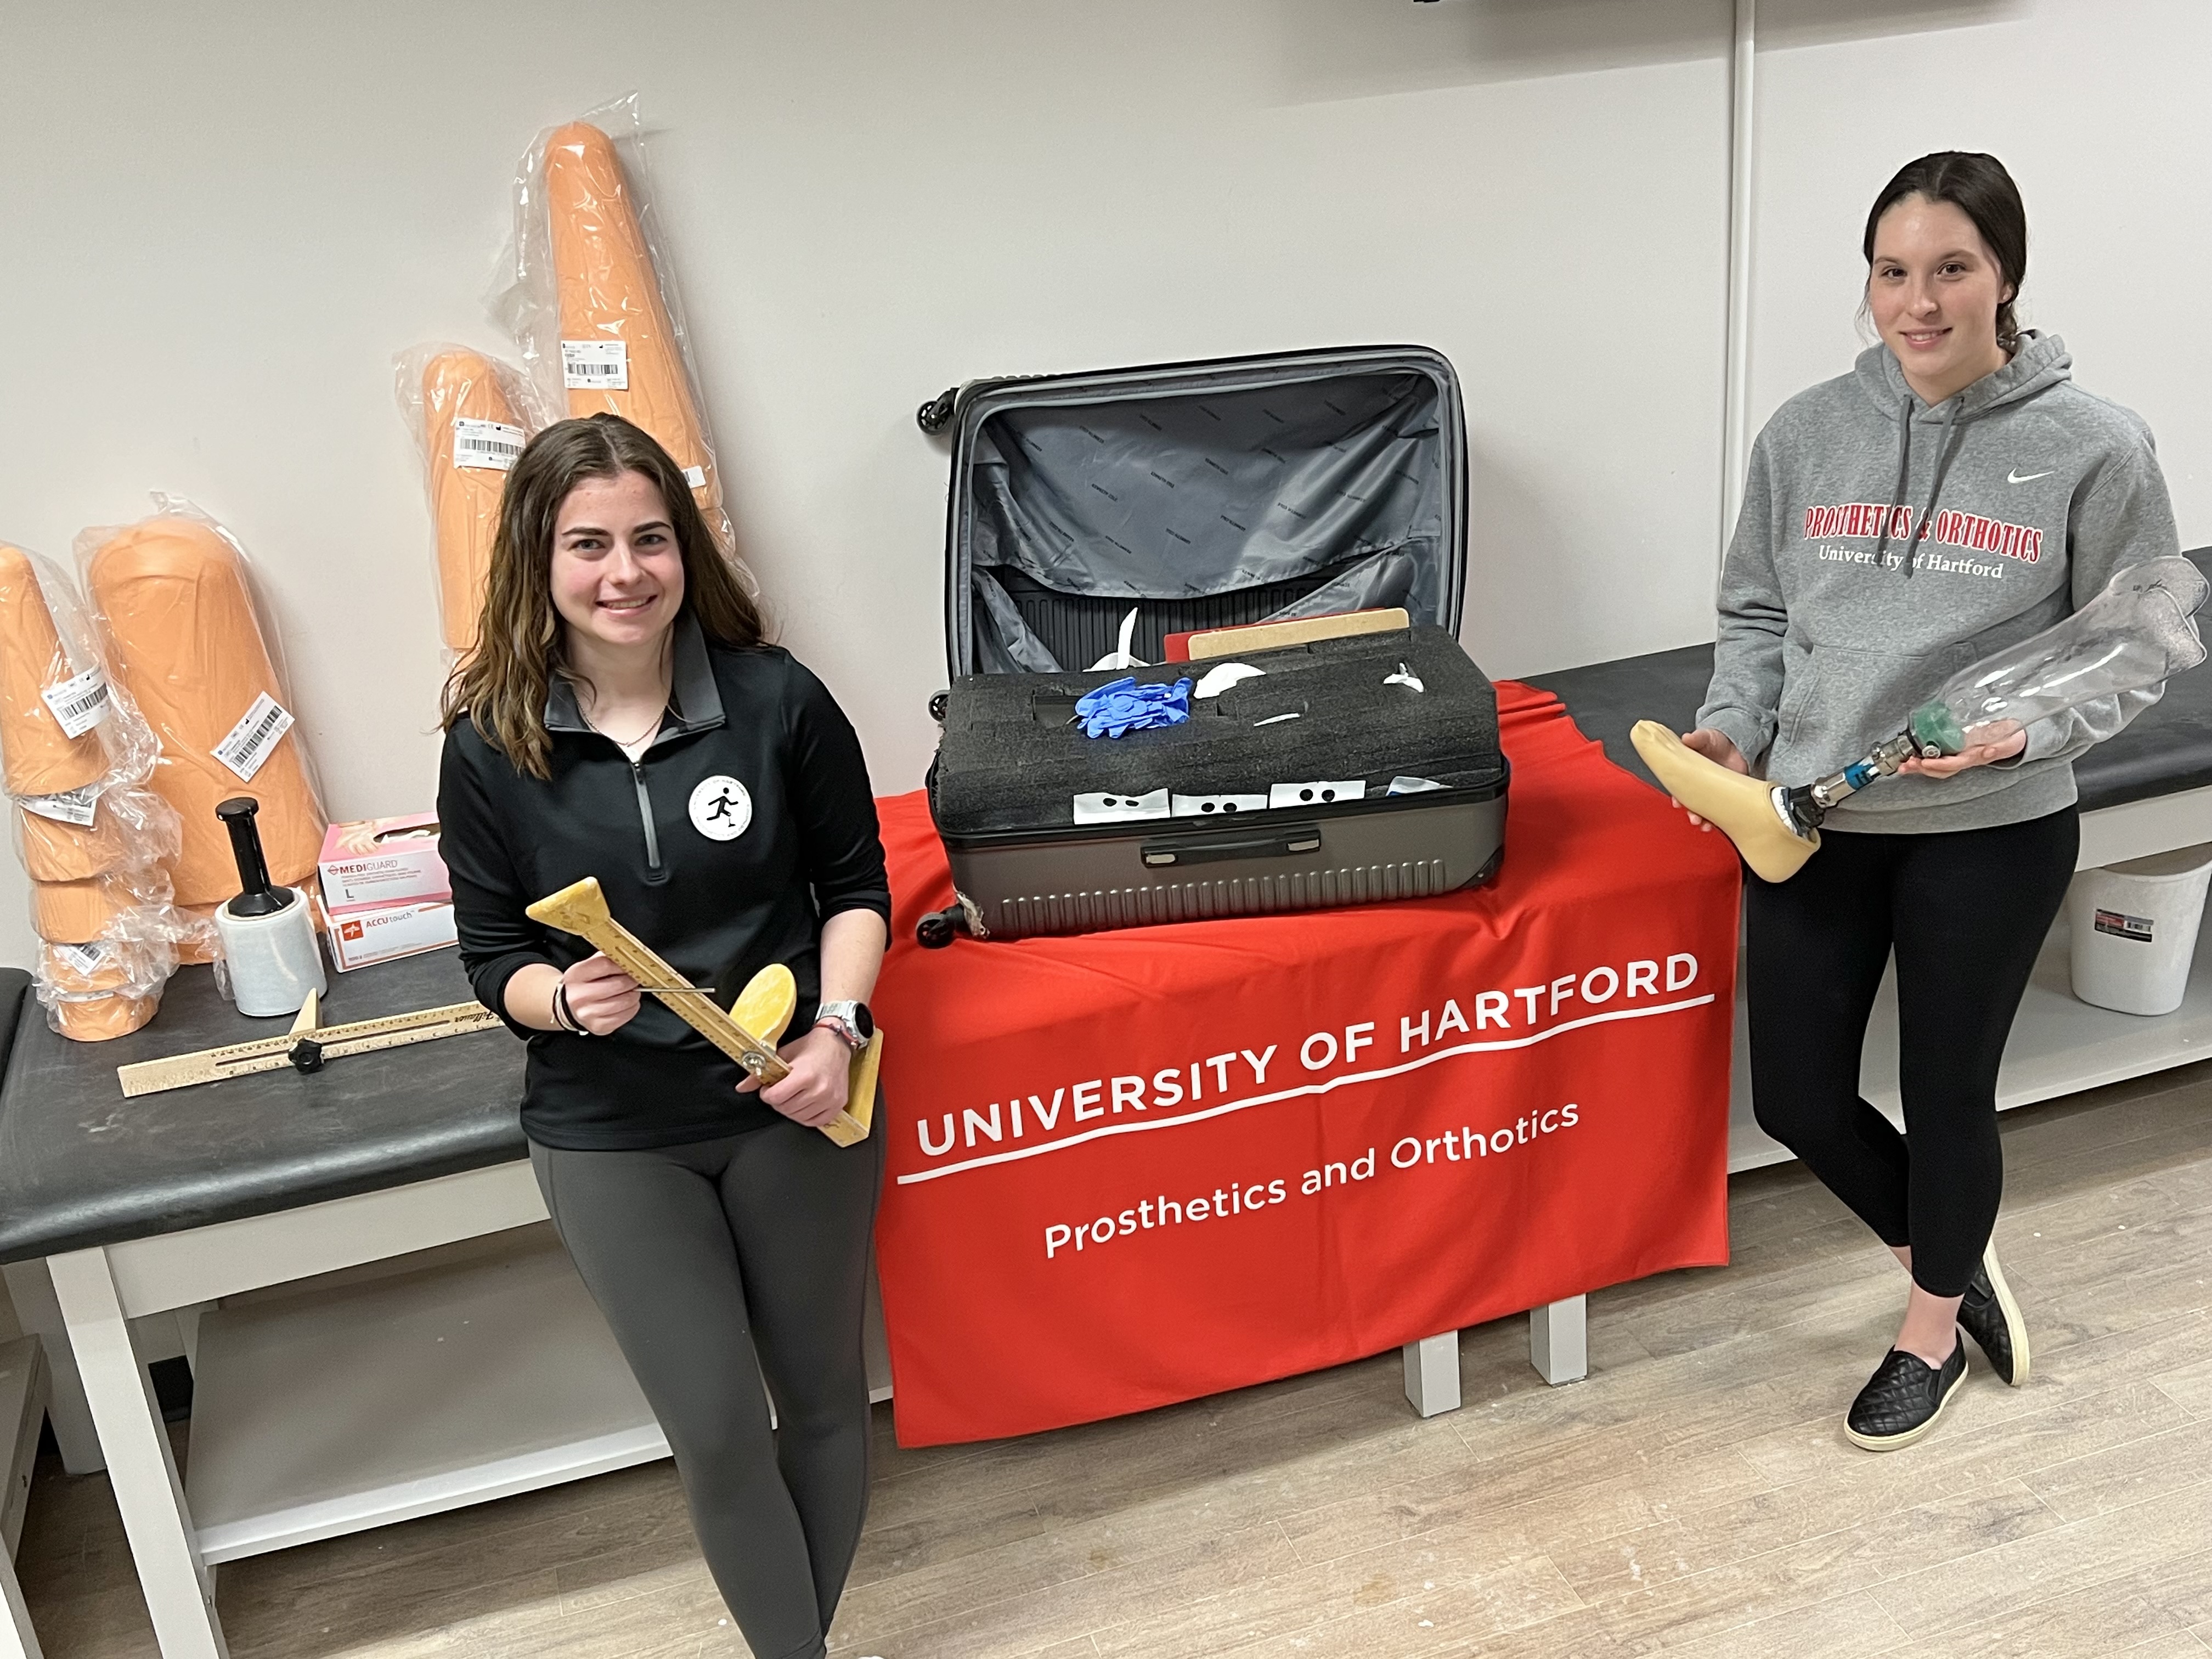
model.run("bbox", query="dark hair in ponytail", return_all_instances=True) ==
[1863,151,2028,346]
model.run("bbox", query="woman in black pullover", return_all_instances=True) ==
[438,415,890,1659]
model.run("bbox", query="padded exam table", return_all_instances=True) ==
[0,952,577,1659]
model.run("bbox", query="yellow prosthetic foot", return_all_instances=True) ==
[727,964,797,1042]
[729,962,882,1147]
[1630,721,1821,883]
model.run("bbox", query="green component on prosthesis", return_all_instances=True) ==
[1908,700,1965,757]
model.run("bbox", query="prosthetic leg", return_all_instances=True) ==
[1640,556,2210,884]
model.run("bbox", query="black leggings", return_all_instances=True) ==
[1744,808,2077,1298]
[531,1112,885,1659]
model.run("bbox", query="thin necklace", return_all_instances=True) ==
[581,702,667,749]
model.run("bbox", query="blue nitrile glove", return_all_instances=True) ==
[1075,676,1194,738]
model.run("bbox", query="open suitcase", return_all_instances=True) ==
[915,345,1505,945]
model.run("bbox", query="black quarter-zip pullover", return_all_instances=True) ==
[439,618,891,1149]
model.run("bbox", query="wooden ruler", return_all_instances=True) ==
[119,997,503,1098]
[526,877,872,1146]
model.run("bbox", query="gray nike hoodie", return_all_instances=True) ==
[1697,333,2181,833]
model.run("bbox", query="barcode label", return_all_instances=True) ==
[20,783,99,826]
[452,416,525,472]
[683,465,706,488]
[55,941,109,975]
[2094,907,2155,942]
[561,340,629,390]
[41,667,110,737]
[212,691,296,782]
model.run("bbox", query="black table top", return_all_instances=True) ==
[1524,548,2212,816]
[0,949,526,1265]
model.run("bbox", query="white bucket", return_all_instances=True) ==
[2067,843,2212,1017]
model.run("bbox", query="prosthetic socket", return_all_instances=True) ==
[1634,556,2210,882]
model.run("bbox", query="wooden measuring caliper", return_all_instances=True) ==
[118,881,881,1148]
[526,877,878,1147]
[117,990,502,1098]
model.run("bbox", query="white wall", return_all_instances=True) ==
[0,0,2204,975]
[1747,0,2212,537]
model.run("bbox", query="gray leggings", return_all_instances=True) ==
[531,1111,884,1659]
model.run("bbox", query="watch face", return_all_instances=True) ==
[821,1002,874,1043]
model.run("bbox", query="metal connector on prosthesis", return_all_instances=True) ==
[1778,725,1931,838]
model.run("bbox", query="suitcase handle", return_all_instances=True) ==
[1140,822,1322,867]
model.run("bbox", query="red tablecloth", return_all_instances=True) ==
[870,681,1739,1446]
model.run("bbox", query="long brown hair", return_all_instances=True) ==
[441,414,767,778]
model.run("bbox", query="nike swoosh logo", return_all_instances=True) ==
[2008,469,2054,484]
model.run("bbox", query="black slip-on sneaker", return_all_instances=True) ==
[1845,1343,1968,1451]
[1957,1239,2030,1387]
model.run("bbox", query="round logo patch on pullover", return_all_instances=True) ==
[689,775,752,840]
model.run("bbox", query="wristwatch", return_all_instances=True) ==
[814,1000,874,1052]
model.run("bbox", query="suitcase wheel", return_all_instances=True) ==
[916,905,968,949]
[916,388,959,434]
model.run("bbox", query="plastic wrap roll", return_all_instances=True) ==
[16,802,127,882]
[215,890,325,1017]
[81,509,326,906]
[504,100,730,545]
[0,543,111,797]
[397,345,543,654]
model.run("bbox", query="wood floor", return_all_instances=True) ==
[18,1062,2212,1658]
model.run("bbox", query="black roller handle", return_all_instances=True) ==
[216,795,294,917]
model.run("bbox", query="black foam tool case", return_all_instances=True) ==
[915,345,1505,944]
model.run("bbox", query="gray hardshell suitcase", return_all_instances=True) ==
[914,345,1506,945]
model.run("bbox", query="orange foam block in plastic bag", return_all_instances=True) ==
[0,543,108,798]
[544,122,726,536]
[32,875,133,944]
[421,349,524,653]
[38,938,162,1040]
[16,803,127,882]
[84,515,325,907]
[51,993,159,1041]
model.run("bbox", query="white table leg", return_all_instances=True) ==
[46,1249,227,1659]
[1530,1294,1588,1385]
[0,1265,100,1475]
[0,1548,42,1659]
[1402,1331,1460,1417]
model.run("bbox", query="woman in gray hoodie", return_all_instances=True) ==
[1686,151,2180,1451]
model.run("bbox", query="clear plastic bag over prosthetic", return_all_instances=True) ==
[495,93,732,548]
[394,344,551,654]
[76,496,330,926]
[1911,556,2212,753]
[0,541,157,797]
[0,539,193,1035]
